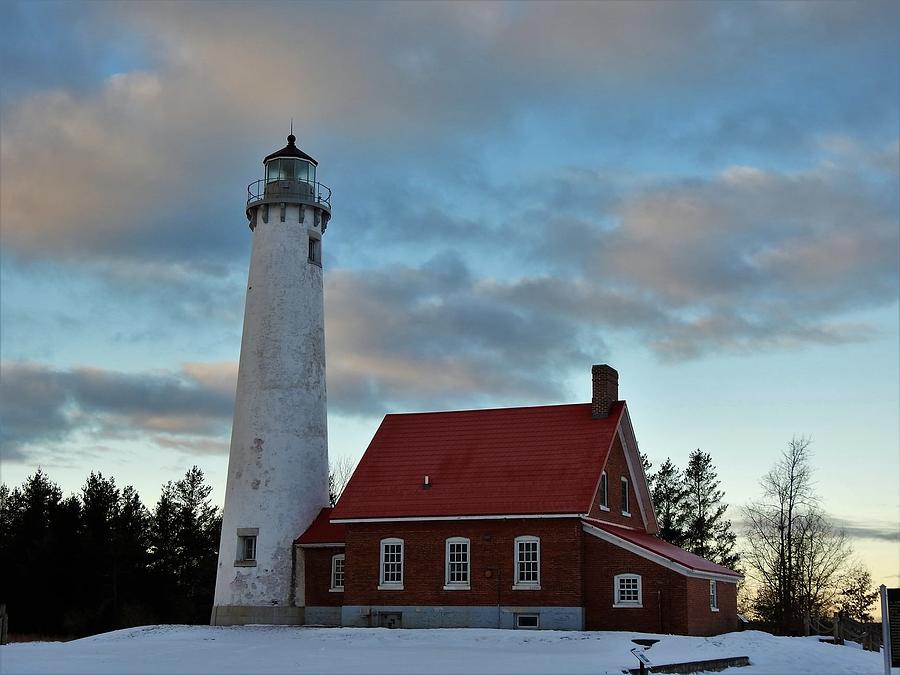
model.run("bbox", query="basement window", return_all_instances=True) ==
[515,613,540,629]
[331,554,345,591]
[710,580,719,611]
[614,574,642,607]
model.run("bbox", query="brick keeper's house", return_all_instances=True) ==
[294,365,741,633]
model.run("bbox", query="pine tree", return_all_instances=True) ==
[81,472,122,631]
[682,449,739,568]
[650,458,688,547]
[173,466,221,623]
[838,564,879,623]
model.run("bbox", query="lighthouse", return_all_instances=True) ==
[211,134,332,625]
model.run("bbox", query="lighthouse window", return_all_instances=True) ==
[236,534,257,565]
[308,237,322,266]
[266,159,281,182]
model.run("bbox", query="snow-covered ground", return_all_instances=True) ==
[0,626,884,674]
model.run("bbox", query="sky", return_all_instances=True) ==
[1,1,898,590]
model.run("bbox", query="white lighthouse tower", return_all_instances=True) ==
[211,134,332,625]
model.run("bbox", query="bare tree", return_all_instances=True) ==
[742,437,850,633]
[328,455,357,506]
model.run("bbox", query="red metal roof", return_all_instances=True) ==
[295,507,345,545]
[583,518,741,577]
[330,402,624,521]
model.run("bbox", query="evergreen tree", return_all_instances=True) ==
[113,485,152,627]
[173,466,221,623]
[148,480,181,622]
[838,564,879,623]
[4,469,67,634]
[81,472,121,631]
[682,449,739,568]
[650,458,688,547]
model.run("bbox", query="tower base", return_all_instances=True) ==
[210,605,305,626]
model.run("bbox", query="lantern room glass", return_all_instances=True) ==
[266,158,315,183]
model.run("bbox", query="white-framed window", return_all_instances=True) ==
[515,613,540,629]
[710,580,718,611]
[444,537,470,589]
[239,535,256,561]
[621,477,630,516]
[331,554,345,591]
[513,536,540,589]
[235,528,258,566]
[379,538,404,589]
[614,574,642,607]
[599,471,609,511]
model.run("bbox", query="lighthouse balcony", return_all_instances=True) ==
[247,177,332,212]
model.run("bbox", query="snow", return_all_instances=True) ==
[0,626,884,674]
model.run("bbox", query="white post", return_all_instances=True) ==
[882,585,892,675]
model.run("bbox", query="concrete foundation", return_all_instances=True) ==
[304,606,342,626]
[211,605,305,626]
[339,605,584,630]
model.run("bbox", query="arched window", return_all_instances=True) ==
[378,538,404,589]
[621,476,631,516]
[599,472,609,510]
[444,537,470,589]
[513,536,540,589]
[330,554,345,591]
[613,574,642,607]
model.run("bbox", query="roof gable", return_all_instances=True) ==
[583,518,741,579]
[295,507,345,545]
[330,402,625,521]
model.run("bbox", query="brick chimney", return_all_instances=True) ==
[591,364,618,419]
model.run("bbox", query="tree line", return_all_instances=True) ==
[0,467,221,637]
[643,449,740,569]
[643,441,877,634]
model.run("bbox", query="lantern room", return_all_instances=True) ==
[246,133,331,227]
[264,134,317,185]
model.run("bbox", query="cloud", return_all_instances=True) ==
[833,517,900,543]
[0,361,235,462]
[324,253,597,415]
[2,1,896,267]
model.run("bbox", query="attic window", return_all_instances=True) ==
[599,472,609,511]
[621,477,630,516]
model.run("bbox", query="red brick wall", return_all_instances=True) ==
[303,546,344,607]
[582,532,737,635]
[343,519,583,608]
[587,435,645,531]
[583,530,688,633]
[685,577,738,635]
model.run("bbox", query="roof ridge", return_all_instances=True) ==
[385,401,625,417]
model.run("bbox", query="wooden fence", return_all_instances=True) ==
[805,612,882,652]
